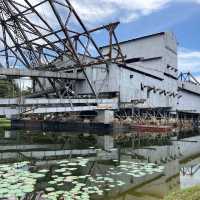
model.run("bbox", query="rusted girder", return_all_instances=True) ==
[0,0,125,98]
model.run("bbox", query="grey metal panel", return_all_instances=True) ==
[0,106,96,116]
[102,32,177,75]
[0,97,118,118]
[76,63,120,94]
[79,32,179,109]
[31,106,96,114]
[124,64,164,80]
[118,34,165,62]
[0,98,118,105]
[177,90,200,113]
[178,81,200,95]
[118,66,178,108]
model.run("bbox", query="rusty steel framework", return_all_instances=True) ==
[0,0,125,98]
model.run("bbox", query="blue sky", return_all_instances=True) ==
[71,0,200,81]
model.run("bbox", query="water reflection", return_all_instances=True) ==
[0,130,200,199]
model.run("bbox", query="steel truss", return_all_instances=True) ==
[0,0,125,98]
[179,72,200,85]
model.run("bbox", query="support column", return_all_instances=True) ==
[95,110,114,124]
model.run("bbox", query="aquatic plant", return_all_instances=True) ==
[0,158,165,200]
[0,161,46,199]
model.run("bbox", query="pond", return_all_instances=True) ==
[1,130,200,200]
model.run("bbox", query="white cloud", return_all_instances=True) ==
[120,13,139,23]
[178,48,200,76]
[70,1,115,23]
[69,0,200,25]
[13,0,200,27]
[70,0,171,25]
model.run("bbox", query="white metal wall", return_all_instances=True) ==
[80,32,179,109]
[35,31,200,114]
[177,81,200,113]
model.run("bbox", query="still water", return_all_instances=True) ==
[1,130,200,200]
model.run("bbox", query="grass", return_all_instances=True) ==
[180,153,200,164]
[164,185,200,200]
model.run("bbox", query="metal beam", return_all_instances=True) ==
[0,104,117,116]
[0,97,118,117]
[0,68,85,80]
[0,98,118,107]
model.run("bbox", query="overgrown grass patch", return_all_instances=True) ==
[164,185,200,200]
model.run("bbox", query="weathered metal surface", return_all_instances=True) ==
[0,106,96,116]
[0,68,85,80]
[177,74,200,113]
[78,32,179,110]
[0,98,118,106]
[177,89,200,113]
[0,98,118,117]
[178,80,200,96]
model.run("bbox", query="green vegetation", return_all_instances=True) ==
[164,185,200,200]
[0,118,11,128]
[0,80,20,98]
[21,86,32,96]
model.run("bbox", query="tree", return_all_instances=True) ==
[0,79,20,98]
[21,86,33,96]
